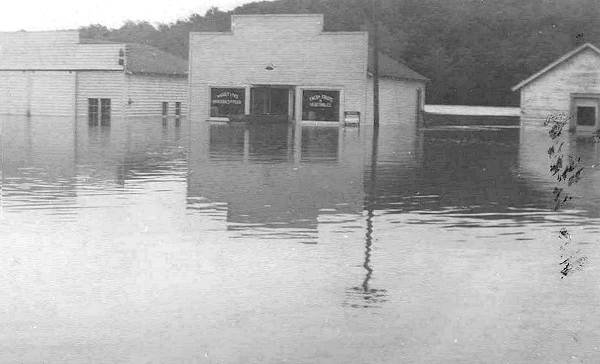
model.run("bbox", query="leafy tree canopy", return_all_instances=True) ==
[80,0,600,106]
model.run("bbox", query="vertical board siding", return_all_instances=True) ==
[189,15,368,121]
[520,48,600,124]
[125,74,188,118]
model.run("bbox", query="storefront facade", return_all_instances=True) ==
[189,14,369,123]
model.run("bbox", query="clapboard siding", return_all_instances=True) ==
[0,31,124,71]
[366,77,426,125]
[0,71,28,114]
[126,74,187,118]
[0,71,75,116]
[76,71,127,119]
[30,71,76,116]
[520,47,600,123]
[189,14,368,121]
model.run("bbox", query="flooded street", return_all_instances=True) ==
[2,114,600,363]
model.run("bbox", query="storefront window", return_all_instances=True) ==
[302,90,340,121]
[210,88,245,117]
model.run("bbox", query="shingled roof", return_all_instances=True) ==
[368,49,428,81]
[124,43,187,76]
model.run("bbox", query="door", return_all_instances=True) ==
[250,86,290,122]
[573,98,598,133]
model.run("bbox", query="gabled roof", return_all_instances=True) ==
[368,49,428,81]
[124,43,187,76]
[512,43,600,91]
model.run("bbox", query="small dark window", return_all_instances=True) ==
[88,98,99,126]
[118,49,125,66]
[175,102,181,116]
[100,98,111,126]
[577,106,596,126]
[162,102,169,117]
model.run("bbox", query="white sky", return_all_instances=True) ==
[0,0,256,31]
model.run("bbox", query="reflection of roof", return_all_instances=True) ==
[512,43,600,91]
[80,38,188,76]
[368,49,428,81]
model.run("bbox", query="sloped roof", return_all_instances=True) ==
[368,50,428,81]
[124,43,188,76]
[80,38,187,75]
[512,43,600,91]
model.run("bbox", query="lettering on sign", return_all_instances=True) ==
[308,94,334,108]
[212,90,243,105]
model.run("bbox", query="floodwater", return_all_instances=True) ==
[1,113,600,363]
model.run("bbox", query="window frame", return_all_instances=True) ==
[208,86,247,119]
[300,88,342,122]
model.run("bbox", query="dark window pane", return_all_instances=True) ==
[251,87,289,115]
[211,88,245,117]
[100,98,111,126]
[88,98,99,126]
[175,102,181,116]
[162,102,168,116]
[302,90,340,121]
[577,106,596,126]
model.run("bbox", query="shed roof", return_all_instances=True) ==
[124,43,188,76]
[511,43,600,91]
[80,38,188,76]
[368,50,428,81]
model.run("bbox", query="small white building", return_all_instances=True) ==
[512,43,600,133]
[0,31,188,124]
[188,14,427,124]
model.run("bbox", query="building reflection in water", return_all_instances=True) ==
[186,121,363,242]
[0,114,189,220]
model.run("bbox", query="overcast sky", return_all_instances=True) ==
[0,0,255,31]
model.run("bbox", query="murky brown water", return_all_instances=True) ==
[1,114,600,363]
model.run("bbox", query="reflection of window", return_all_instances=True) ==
[577,106,596,126]
[162,102,169,117]
[88,98,99,126]
[211,88,245,117]
[302,90,340,121]
[175,102,181,116]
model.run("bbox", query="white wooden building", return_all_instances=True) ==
[188,14,427,124]
[0,31,188,124]
[512,43,600,133]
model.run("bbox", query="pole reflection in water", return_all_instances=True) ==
[347,125,387,308]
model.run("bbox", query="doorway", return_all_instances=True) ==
[250,86,292,122]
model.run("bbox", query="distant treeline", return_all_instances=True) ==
[80,0,600,106]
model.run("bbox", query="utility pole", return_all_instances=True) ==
[372,0,380,128]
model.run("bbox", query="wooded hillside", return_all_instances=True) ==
[80,0,600,106]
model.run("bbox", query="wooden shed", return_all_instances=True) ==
[0,31,188,125]
[512,43,600,133]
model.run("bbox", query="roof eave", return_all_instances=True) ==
[367,71,429,82]
[512,43,600,91]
